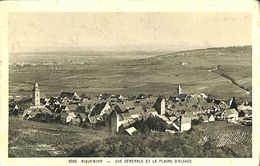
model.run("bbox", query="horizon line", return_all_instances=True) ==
[10,44,252,55]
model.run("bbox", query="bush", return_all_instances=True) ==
[134,116,167,134]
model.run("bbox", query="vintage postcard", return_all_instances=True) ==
[0,0,259,166]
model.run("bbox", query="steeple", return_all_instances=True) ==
[32,81,40,106]
[177,84,182,95]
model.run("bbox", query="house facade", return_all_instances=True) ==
[221,109,238,122]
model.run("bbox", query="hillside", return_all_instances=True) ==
[9,46,252,103]
[70,121,251,158]
[8,117,111,157]
[9,117,251,157]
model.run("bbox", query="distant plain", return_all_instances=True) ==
[9,46,252,103]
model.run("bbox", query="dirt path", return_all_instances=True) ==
[59,74,81,80]
[209,67,250,94]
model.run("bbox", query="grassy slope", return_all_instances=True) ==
[9,46,251,102]
[8,117,111,157]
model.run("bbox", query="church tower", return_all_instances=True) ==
[160,98,166,115]
[110,110,119,134]
[32,81,40,106]
[177,84,182,95]
[154,97,166,115]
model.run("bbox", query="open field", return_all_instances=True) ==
[8,117,111,157]
[9,46,252,103]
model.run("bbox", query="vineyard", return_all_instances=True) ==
[196,121,252,157]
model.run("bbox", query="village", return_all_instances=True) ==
[9,82,252,136]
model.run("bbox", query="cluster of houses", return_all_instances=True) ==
[9,82,252,136]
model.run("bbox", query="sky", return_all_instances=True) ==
[9,12,251,53]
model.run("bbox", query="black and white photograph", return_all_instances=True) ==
[0,1,259,166]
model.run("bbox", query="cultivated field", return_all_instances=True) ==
[9,46,252,103]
